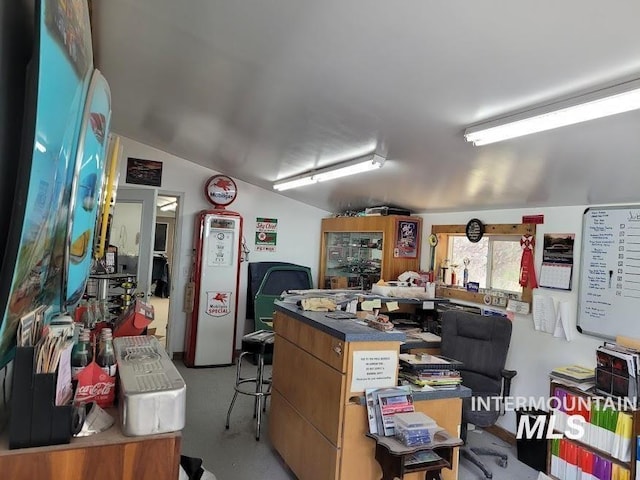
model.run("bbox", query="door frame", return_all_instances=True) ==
[155,190,185,357]
[114,187,157,301]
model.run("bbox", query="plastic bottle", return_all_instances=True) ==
[97,328,116,377]
[79,299,95,331]
[89,298,102,326]
[99,299,110,324]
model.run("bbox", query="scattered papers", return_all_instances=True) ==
[300,297,336,311]
[532,290,574,341]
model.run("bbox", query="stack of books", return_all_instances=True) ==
[398,353,463,390]
[550,365,595,384]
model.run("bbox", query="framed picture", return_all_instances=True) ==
[394,219,419,258]
[126,157,163,187]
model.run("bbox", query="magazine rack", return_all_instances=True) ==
[366,429,463,480]
[8,346,72,449]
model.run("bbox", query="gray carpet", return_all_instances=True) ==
[176,361,541,479]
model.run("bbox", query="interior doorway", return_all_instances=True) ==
[148,195,179,348]
[110,190,181,351]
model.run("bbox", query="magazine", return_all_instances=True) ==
[373,385,414,436]
[404,450,442,466]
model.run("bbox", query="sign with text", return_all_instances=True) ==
[255,217,277,252]
[350,350,398,392]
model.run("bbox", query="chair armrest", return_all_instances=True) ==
[501,369,517,397]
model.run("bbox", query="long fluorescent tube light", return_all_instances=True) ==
[273,153,385,191]
[160,201,177,211]
[464,78,640,146]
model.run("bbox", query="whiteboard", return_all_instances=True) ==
[578,205,640,340]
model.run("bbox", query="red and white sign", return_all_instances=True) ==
[206,291,231,317]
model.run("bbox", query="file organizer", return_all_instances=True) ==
[8,346,72,449]
[549,383,635,480]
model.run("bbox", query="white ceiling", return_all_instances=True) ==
[92,1,640,214]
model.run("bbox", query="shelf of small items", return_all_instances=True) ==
[86,273,138,322]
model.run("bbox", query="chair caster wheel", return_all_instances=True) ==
[498,458,508,468]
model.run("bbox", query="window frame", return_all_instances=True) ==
[448,234,522,292]
[432,223,537,305]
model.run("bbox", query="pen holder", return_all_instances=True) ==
[8,346,72,449]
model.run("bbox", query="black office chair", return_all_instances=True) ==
[440,310,517,479]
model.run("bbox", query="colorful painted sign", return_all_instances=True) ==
[255,217,277,252]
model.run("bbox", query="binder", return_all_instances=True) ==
[398,353,463,370]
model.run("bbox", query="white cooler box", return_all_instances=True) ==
[114,335,186,436]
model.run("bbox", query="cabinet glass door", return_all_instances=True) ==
[324,231,383,289]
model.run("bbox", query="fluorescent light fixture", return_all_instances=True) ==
[465,78,640,146]
[273,153,385,191]
[160,201,177,211]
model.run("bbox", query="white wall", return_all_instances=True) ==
[115,136,329,354]
[112,135,615,434]
[419,206,604,433]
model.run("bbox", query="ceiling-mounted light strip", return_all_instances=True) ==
[464,78,640,146]
[273,153,385,191]
[160,201,177,211]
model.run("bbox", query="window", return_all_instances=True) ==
[449,235,521,292]
[154,222,168,253]
[431,222,536,304]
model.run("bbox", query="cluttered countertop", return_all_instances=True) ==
[274,300,406,342]
[273,288,446,342]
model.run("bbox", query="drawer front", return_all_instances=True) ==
[269,390,339,480]
[274,311,346,372]
[272,335,345,444]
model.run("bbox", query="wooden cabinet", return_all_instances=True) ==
[546,381,639,479]
[319,216,422,289]
[0,424,181,480]
[269,307,461,480]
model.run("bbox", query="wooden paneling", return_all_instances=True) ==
[269,391,340,480]
[274,311,346,372]
[272,335,346,444]
[319,216,422,288]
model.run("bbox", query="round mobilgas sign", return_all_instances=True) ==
[204,175,238,207]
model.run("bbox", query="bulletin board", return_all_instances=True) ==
[578,205,640,340]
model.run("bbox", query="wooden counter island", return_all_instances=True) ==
[269,301,470,480]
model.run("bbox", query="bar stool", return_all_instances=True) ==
[225,330,275,441]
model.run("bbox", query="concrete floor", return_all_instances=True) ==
[176,361,541,480]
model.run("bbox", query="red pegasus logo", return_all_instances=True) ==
[207,291,231,317]
[214,178,233,191]
[213,292,228,303]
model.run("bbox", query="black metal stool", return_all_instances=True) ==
[225,330,275,441]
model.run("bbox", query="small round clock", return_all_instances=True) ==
[428,233,439,247]
[465,218,485,243]
[204,175,238,207]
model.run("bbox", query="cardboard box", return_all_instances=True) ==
[113,300,154,338]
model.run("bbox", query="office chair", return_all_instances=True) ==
[440,310,517,479]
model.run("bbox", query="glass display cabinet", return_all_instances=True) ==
[323,231,384,289]
[319,216,422,289]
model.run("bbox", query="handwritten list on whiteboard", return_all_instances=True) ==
[578,206,640,339]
